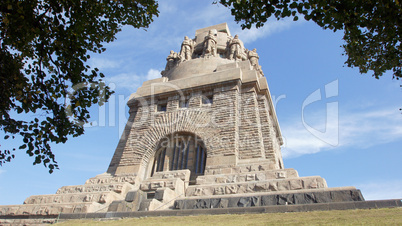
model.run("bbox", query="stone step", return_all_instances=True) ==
[174,187,364,210]
[196,168,299,185]
[0,202,106,215]
[23,191,123,205]
[140,178,186,193]
[85,174,137,185]
[204,164,294,176]
[56,182,134,195]
[186,176,328,197]
[150,169,190,181]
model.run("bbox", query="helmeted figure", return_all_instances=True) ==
[248,48,259,67]
[202,30,217,57]
[161,50,179,75]
[228,34,246,61]
[180,36,195,61]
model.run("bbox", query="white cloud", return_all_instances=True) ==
[105,73,142,90]
[105,68,161,90]
[89,58,121,70]
[231,18,304,44]
[0,169,5,175]
[146,69,162,80]
[281,107,402,158]
[357,180,402,200]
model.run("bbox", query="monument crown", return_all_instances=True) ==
[161,23,263,80]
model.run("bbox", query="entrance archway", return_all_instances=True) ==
[150,132,207,184]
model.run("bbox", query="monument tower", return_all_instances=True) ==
[0,23,366,217]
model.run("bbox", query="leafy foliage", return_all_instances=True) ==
[0,0,159,172]
[218,0,402,79]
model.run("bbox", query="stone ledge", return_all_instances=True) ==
[186,176,328,197]
[197,168,300,184]
[24,191,123,205]
[59,199,402,219]
[2,199,400,224]
[56,182,134,195]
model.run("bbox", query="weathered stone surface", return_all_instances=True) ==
[261,195,277,206]
[330,190,354,202]
[314,191,332,203]
[173,189,365,210]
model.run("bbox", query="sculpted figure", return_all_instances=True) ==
[228,34,247,60]
[248,48,264,76]
[248,48,259,67]
[203,30,217,57]
[180,36,195,61]
[161,50,179,75]
[257,65,264,76]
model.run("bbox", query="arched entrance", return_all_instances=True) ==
[150,132,207,184]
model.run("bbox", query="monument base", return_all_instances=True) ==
[173,188,364,210]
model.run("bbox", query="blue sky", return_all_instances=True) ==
[1,1,402,205]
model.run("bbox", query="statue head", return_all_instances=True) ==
[252,48,257,52]
[170,50,174,54]
[184,36,189,40]
[234,34,239,39]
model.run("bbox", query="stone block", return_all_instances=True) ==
[277,194,294,205]
[261,195,277,206]
[246,174,256,181]
[277,181,290,191]
[351,189,365,201]
[328,202,355,210]
[195,199,210,209]
[268,182,278,191]
[184,199,197,210]
[374,199,401,208]
[107,200,126,212]
[238,196,260,207]
[313,191,332,203]
[138,199,163,211]
[155,187,177,203]
[213,186,225,195]
[125,190,147,211]
[210,198,221,208]
[228,197,241,208]
[293,193,315,205]
[354,200,377,209]
[330,190,354,202]
[173,200,185,210]
[289,179,303,190]
[225,185,238,194]
[302,178,319,189]
[276,171,286,179]
[150,181,165,190]
[255,173,266,181]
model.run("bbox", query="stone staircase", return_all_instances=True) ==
[0,173,136,215]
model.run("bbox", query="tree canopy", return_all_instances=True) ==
[218,0,402,80]
[0,0,158,172]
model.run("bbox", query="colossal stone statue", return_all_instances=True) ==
[248,48,259,67]
[228,34,246,61]
[161,50,179,75]
[179,36,195,61]
[248,48,263,76]
[202,30,217,57]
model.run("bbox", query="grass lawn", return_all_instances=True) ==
[56,207,402,225]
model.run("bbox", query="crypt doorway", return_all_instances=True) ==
[150,132,207,184]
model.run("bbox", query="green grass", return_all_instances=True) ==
[56,208,402,225]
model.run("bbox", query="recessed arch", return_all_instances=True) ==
[149,132,207,184]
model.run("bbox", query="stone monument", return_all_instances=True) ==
[0,23,368,220]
